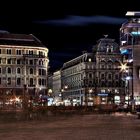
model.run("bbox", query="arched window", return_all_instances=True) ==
[30,68,33,74]
[7,67,11,74]
[17,68,21,74]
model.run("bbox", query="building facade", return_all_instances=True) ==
[60,37,124,106]
[95,37,124,105]
[0,31,49,107]
[52,70,62,105]
[120,13,140,105]
[61,52,95,106]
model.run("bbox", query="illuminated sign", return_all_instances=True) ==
[131,31,140,35]
[98,93,108,96]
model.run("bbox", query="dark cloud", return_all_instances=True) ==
[34,15,127,26]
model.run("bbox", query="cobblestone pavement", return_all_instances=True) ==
[0,113,140,140]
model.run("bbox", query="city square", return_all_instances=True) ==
[0,113,140,140]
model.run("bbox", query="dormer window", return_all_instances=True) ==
[107,45,113,53]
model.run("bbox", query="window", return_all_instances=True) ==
[17,68,21,74]
[0,58,1,64]
[39,51,43,56]
[89,73,92,78]
[108,74,112,79]
[7,49,11,54]
[7,67,11,74]
[42,69,46,76]
[38,78,41,85]
[7,77,11,85]
[17,59,21,64]
[42,79,45,85]
[29,60,33,65]
[7,59,12,64]
[101,74,105,79]
[108,81,112,87]
[115,74,119,79]
[30,68,33,74]
[39,69,41,75]
[101,81,105,86]
[29,50,33,55]
[39,60,41,65]
[16,50,21,55]
[30,78,33,86]
[115,81,119,87]
[0,68,1,73]
[108,64,112,69]
[17,78,21,85]
[101,64,105,69]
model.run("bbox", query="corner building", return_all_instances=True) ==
[61,37,124,106]
[120,16,140,105]
[0,31,49,105]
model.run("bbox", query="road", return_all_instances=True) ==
[0,113,140,140]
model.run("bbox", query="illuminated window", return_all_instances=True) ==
[101,89,105,93]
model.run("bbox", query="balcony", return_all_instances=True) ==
[23,54,47,58]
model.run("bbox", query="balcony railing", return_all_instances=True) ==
[23,54,47,58]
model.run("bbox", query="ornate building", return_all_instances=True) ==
[60,37,124,106]
[0,31,49,107]
[61,52,95,106]
[95,37,124,105]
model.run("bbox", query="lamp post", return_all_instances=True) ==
[60,85,68,105]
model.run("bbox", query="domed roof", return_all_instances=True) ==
[95,36,120,53]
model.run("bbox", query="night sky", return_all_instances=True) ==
[0,1,139,72]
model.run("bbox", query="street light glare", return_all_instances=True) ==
[120,63,128,71]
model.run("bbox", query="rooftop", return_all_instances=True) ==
[0,31,45,47]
